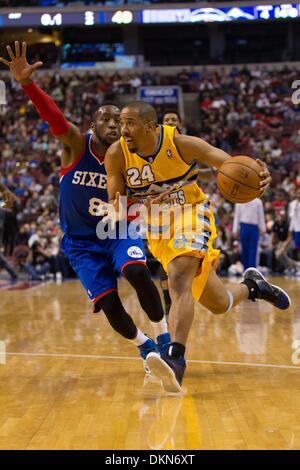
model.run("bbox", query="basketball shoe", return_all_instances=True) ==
[156,332,171,353]
[242,267,291,310]
[140,333,171,381]
[146,346,186,393]
[138,337,158,375]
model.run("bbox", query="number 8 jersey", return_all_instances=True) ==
[59,133,108,239]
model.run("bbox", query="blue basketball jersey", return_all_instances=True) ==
[59,133,108,239]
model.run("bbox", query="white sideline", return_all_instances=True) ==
[4,351,300,370]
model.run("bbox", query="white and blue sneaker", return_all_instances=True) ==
[138,337,158,375]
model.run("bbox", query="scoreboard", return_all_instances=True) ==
[0,10,141,27]
[0,4,300,27]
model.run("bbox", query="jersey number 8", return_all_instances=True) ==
[89,197,107,216]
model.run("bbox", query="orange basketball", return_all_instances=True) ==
[217,156,262,204]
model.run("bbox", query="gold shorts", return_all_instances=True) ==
[147,200,220,301]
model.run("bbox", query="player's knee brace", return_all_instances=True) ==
[94,291,137,340]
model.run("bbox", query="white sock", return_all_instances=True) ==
[129,329,149,346]
[151,317,168,337]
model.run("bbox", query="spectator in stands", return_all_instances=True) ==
[0,251,18,282]
[233,198,266,270]
[271,209,300,274]
[287,187,300,262]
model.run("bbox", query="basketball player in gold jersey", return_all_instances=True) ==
[105,101,291,393]
[160,110,212,318]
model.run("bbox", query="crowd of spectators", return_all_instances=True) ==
[0,64,300,282]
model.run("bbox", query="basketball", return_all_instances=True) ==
[217,156,262,204]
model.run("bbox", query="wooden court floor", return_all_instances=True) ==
[0,276,299,450]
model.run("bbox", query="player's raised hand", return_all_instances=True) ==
[256,159,272,194]
[0,41,43,85]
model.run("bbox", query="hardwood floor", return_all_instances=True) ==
[0,277,299,449]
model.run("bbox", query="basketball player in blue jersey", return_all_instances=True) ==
[0,41,171,367]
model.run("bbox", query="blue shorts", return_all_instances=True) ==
[293,231,300,249]
[62,234,146,306]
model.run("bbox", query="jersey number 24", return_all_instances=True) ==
[127,165,155,186]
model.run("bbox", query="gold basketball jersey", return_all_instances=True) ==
[120,125,220,302]
[120,125,206,205]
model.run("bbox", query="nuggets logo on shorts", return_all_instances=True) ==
[127,246,144,258]
[173,234,189,249]
[173,233,209,252]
